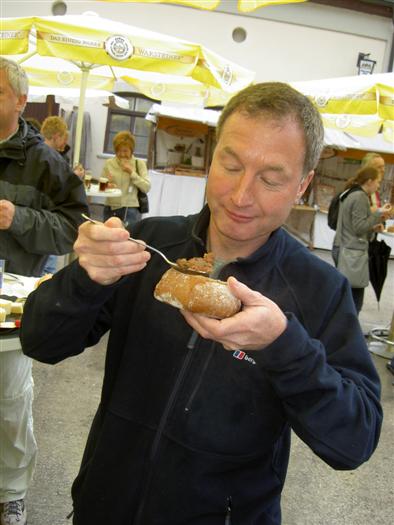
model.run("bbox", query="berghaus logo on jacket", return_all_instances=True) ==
[232,350,256,365]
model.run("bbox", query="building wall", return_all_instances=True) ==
[3,0,393,81]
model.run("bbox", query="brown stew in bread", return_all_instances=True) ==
[176,252,215,274]
[154,253,240,319]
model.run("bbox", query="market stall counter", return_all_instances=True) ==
[0,273,38,352]
[284,205,317,249]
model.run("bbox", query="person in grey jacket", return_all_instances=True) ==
[0,57,88,525]
[333,166,391,313]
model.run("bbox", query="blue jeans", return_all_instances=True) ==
[43,254,57,274]
[103,206,141,233]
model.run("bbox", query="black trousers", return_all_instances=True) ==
[351,287,365,314]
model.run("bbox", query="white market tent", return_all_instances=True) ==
[291,73,394,155]
[27,86,129,108]
[146,103,220,127]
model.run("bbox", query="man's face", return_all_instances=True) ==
[53,132,68,152]
[0,69,27,138]
[368,157,385,181]
[207,111,314,256]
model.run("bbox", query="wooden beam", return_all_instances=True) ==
[311,0,393,18]
[336,148,394,164]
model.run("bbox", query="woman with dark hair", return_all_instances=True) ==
[101,130,150,230]
[333,166,391,313]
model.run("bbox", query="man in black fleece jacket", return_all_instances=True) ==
[21,82,382,524]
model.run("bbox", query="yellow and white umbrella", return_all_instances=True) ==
[95,0,307,13]
[0,15,255,164]
[291,73,394,150]
[23,66,115,91]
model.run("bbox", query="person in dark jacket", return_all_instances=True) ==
[20,82,382,525]
[40,115,85,274]
[0,57,88,525]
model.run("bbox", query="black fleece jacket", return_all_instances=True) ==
[20,207,382,524]
[0,119,88,276]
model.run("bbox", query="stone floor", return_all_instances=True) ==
[14,250,394,524]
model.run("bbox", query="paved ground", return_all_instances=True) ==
[14,250,394,524]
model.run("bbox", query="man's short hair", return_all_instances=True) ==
[0,57,29,111]
[216,82,325,175]
[41,116,68,140]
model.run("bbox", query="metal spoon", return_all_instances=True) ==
[81,214,209,277]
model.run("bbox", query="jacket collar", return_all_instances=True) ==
[0,118,42,163]
[190,204,286,282]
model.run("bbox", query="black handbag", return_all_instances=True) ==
[135,159,149,214]
[137,189,149,214]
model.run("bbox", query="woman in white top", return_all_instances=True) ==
[102,131,150,230]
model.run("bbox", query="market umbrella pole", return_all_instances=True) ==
[73,67,89,167]
[19,53,90,167]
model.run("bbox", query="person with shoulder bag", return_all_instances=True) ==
[333,166,392,313]
[101,131,150,230]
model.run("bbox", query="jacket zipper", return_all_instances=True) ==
[184,341,215,412]
[134,335,197,523]
[225,496,232,524]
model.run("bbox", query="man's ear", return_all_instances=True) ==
[296,170,314,201]
[16,94,27,114]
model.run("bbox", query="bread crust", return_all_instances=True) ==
[34,273,53,289]
[154,268,241,319]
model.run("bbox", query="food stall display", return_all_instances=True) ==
[144,104,220,218]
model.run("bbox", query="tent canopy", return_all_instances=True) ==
[291,73,394,154]
[1,15,255,164]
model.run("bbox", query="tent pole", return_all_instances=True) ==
[73,67,90,167]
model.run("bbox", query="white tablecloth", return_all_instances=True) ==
[144,170,207,218]
[314,211,336,250]
[85,185,122,203]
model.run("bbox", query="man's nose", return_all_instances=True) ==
[232,172,254,206]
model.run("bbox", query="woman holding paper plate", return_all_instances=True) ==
[101,131,151,230]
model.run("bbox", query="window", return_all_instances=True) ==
[103,93,156,158]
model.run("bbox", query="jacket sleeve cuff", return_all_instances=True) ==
[8,205,25,235]
[256,313,313,371]
[68,259,127,301]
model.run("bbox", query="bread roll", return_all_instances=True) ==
[34,273,53,289]
[0,299,12,315]
[11,302,24,314]
[154,268,241,319]
[0,307,6,323]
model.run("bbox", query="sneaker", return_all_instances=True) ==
[1,500,26,525]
